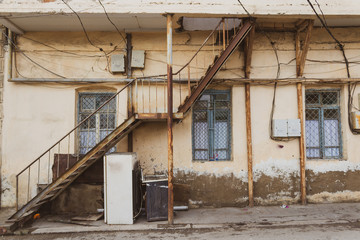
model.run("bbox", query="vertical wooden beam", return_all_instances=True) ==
[245,83,253,207]
[244,26,255,79]
[295,20,313,205]
[222,19,226,50]
[297,20,314,77]
[244,23,255,207]
[126,33,133,152]
[295,30,301,77]
[297,83,306,205]
[166,14,174,225]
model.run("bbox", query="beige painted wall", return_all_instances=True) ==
[2,26,360,207]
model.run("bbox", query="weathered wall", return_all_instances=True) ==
[1,0,360,17]
[2,25,360,208]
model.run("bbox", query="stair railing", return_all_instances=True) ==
[15,17,239,211]
[15,79,135,211]
[132,18,240,114]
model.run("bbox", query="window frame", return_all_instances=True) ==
[305,89,343,160]
[77,92,117,154]
[192,90,232,161]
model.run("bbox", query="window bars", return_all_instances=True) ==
[305,90,342,159]
[192,90,231,161]
[78,93,117,154]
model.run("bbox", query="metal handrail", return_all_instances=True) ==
[15,79,136,210]
[15,17,235,211]
[16,79,135,178]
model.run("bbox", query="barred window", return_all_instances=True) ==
[305,90,342,159]
[192,90,231,161]
[78,92,116,154]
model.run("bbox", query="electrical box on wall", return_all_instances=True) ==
[111,54,125,73]
[131,50,145,68]
[351,111,360,130]
[272,119,301,138]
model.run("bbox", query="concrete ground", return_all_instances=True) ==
[1,202,360,239]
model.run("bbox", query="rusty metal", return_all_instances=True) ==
[167,13,174,225]
[135,113,183,120]
[148,81,151,113]
[297,20,314,77]
[164,79,166,113]
[16,176,18,211]
[156,80,158,113]
[15,80,135,178]
[187,65,191,96]
[245,83,254,207]
[135,79,138,113]
[178,20,253,113]
[142,79,144,113]
[48,151,51,183]
[37,158,40,185]
[297,83,307,205]
[179,74,182,106]
[222,19,226,50]
[126,33,132,78]
[174,19,222,75]
[127,34,133,152]
[27,168,30,202]
[9,116,142,221]
[67,135,70,169]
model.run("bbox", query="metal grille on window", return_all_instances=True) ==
[78,93,117,154]
[193,91,231,161]
[305,91,341,159]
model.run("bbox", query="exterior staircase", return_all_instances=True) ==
[7,19,254,228]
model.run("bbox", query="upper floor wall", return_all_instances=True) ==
[0,0,359,17]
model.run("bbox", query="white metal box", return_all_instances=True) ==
[351,111,360,129]
[272,119,301,138]
[111,54,125,73]
[272,119,288,137]
[287,119,301,137]
[131,50,145,68]
[104,152,137,224]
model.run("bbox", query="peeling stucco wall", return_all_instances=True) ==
[1,24,360,208]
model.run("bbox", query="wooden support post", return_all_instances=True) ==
[166,14,174,225]
[222,19,226,50]
[245,83,253,207]
[297,83,306,205]
[296,20,314,78]
[295,20,313,205]
[126,33,133,152]
[244,23,255,207]
[244,26,255,79]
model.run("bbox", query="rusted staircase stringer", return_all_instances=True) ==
[9,116,141,221]
[178,20,254,114]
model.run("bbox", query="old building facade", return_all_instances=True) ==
[0,1,360,218]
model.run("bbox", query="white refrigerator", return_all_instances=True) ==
[104,152,137,224]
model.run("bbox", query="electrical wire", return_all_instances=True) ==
[2,31,66,78]
[61,0,113,72]
[237,0,288,141]
[21,36,104,58]
[306,0,359,134]
[97,0,126,44]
